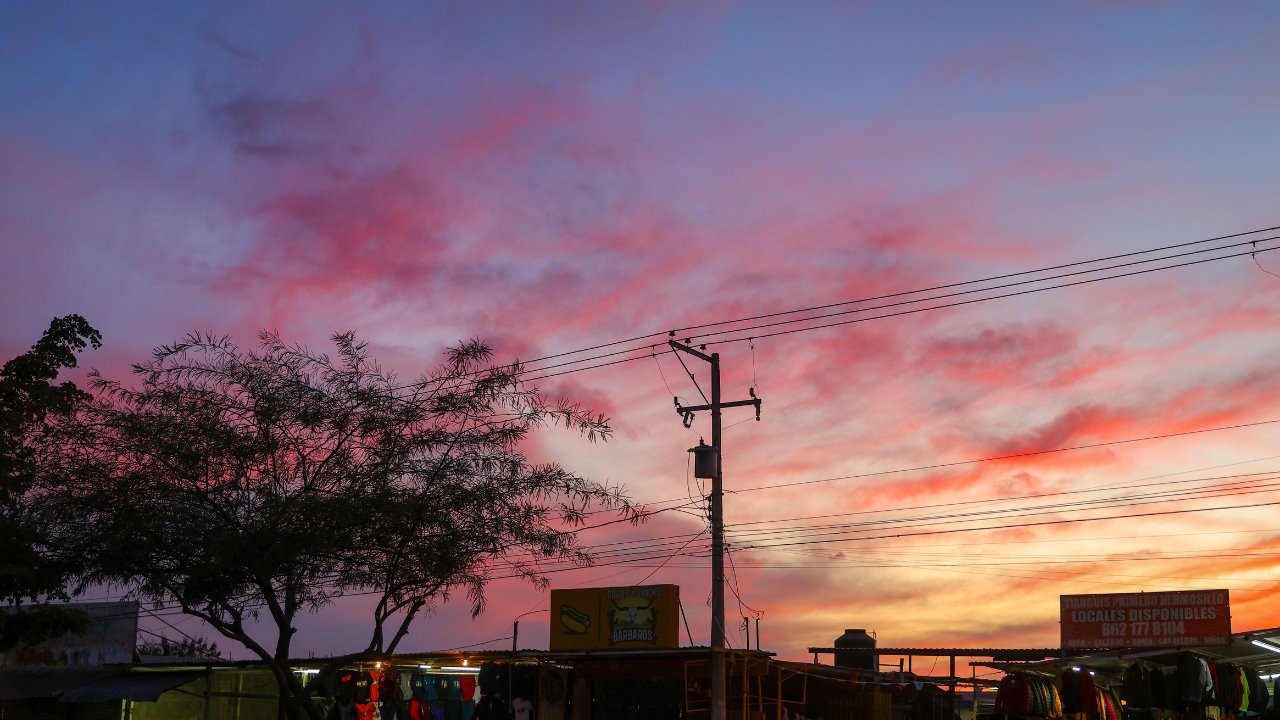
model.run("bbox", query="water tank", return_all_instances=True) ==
[834,628,876,670]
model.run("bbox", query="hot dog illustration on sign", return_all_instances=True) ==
[559,604,591,634]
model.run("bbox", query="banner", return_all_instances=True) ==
[549,584,680,651]
[1061,590,1230,650]
[0,601,139,666]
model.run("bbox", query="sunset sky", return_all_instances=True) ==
[4,2,1280,670]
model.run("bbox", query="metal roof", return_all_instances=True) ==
[0,666,205,703]
[291,645,772,670]
[808,647,1061,662]
[57,670,205,703]
[979,627,1280,678]
[0,667,114,700]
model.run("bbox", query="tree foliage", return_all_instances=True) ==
[138,634,221,659]
[0,315,100,649]
[36,330,638,719]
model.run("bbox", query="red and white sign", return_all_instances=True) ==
[1060,590,1231,650]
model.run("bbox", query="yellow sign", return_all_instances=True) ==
[549,584,680,651]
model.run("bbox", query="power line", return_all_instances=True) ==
[734,498,1280,551]
[498,475,1280,569]
[493,472,1278,567]
[488,448,1280,567]
[636,418,1280,505]
[635,529,710,586]
[518,239,1279,381]
[677,235,1280,346]
[516,225,1279,371]
[680,243,1280,349]
[511,227,1280,381]
[877,526,1280,551]
[463,470,1280,575]
[408,437,1280,576]
[723,482,1280,548]
[725,470,1280,534]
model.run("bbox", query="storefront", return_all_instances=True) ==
[295,647,841,720]
[981,628,1280,720]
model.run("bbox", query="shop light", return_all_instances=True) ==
[440,666,480,673]
[298,669,320,675]
[418,665,434,670]
[1251,639,1280,654]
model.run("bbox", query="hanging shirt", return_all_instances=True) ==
[1239,666,1251,713]
[994,674,1031,715]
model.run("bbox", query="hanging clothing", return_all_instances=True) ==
[1060,668,1099,715]
[1096,687,1118,720]
[478,663,507,697]
[379,668,403,720]
[1246,666,1268,714]
[352,672,374,704]
[1123,663,1149,710]
[1204,660,1220,705]
[1149,666,1167,711]
[1237,665,1250,713]
[459,675,477,720]
[995,673,1033,715]
[329,699,357,720]
[1200,657,1216,702]
[472,695,513,720]
[410,674,428,700]
[1178,653,1207,703]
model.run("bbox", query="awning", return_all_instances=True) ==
[58,670,205,703]
[0,667,114,700]
[0,667,205,702]
[978,626,1280,678]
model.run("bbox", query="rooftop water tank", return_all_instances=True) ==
[834,628,876,670]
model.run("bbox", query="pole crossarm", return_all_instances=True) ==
[668,339,714,362]
[675,398,761,414]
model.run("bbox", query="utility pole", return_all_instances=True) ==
[511,609,543,652]
[670,338,762,720]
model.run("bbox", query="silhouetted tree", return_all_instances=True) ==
[137,634,221,659]
[36,330,638,719]
[0,315,99,650]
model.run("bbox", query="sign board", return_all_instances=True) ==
[0,601,139,667]
[1060,590,1230,650]
[549,584,679,651]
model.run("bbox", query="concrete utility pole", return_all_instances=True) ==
[670,338,762,720]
